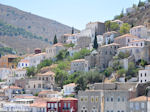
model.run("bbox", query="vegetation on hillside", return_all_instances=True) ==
[0,20,43,40]
[0,47,15,56]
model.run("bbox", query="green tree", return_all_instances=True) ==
[119,23,131,35]
[27,66,36,77]
[126,62,138,77]
[138,0,145,7]
[53,34,58,44]
[110,22,120,31]
[71,27,74,34]
[104,67,113,77]
[105,21,111,31]
[93,35,98,49]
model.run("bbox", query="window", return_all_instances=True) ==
[95,96,98,102]
[122,97,125,102]
[38,84,41,88]
[118,97,120,102]
[106,97,109,102]
[85,97,88,102]
[91,97,94,103]
[141,102,145,109]
[64,103,67,108]
[145,73,147,77]
[68,103,70,108]
[135,102,139,110]
[81,97,83,101]
[141,73,142,77]
[111,97,113,102]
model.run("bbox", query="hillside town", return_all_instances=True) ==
[1,0,150,112]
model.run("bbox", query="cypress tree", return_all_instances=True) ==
[53,34,58,44]
[71,27,74,34]
[93,34,98,49]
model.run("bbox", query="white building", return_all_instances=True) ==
[46,43,65,59]
[126,7,136,14]
[97,35,104,46]
[17,60,29,69]
[128,39,150,47]
[139,65,150,83]
[63,83,76,96]
[129,96,150,112]
[7,69,26,85]
[103,31,118,45]
[70,59,89,73]
[38,90,62,98]
[0,68,12,80]
[18,53,46,68]
[130,25,148,39]
[66,34,78,45]
[68,47,81,57]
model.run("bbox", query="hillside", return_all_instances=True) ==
[0,4,78,41]
[120,5,150,29]
[0,3,79,54]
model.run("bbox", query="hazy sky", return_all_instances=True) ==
[0,0,143,30]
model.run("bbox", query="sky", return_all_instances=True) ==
[0,0,144,30]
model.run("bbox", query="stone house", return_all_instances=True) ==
[130,25,148,39]
[4,86,23,99]
[0,55,18,68]
[128,39,150,47]
[103,31,119,45]
[63,83,76,96]
[139,65,150,83]
[70,59,89,73]
[25,71,55,94]
[96,43,120,71]
[46,43,65,59]
[117,46,150,62]
[38,90,62,98]
[78,82,137,112]
[76,36,91,49]
[86,21,105,36]
[85,50,98,68]
[129,96,150,112]
[114,34,139,47]
[0,68,12,80]
[17,60,29,69]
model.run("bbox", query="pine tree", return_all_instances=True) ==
[93,34,98,49]
[53,34,58,44]
[71,27,74,34]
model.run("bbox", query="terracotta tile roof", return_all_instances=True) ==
[30,101,47,108]
[115,34,139,40]
[4,54,18,58]
[44,97,61,102]
[64,83,76,87]
[131,25,145,29]
[118,46,142,50]
[72,59,86,62]
[61,97,78,101]
[20,60,29,63]
[37,71,55,76]
[14,95,38,99]
[129,39,150,43]
[6,86,22,90]
[130,96,150,102]
[39,90,59,95]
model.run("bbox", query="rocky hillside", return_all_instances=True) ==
[120,5,150,29]
[0,3,79,54]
